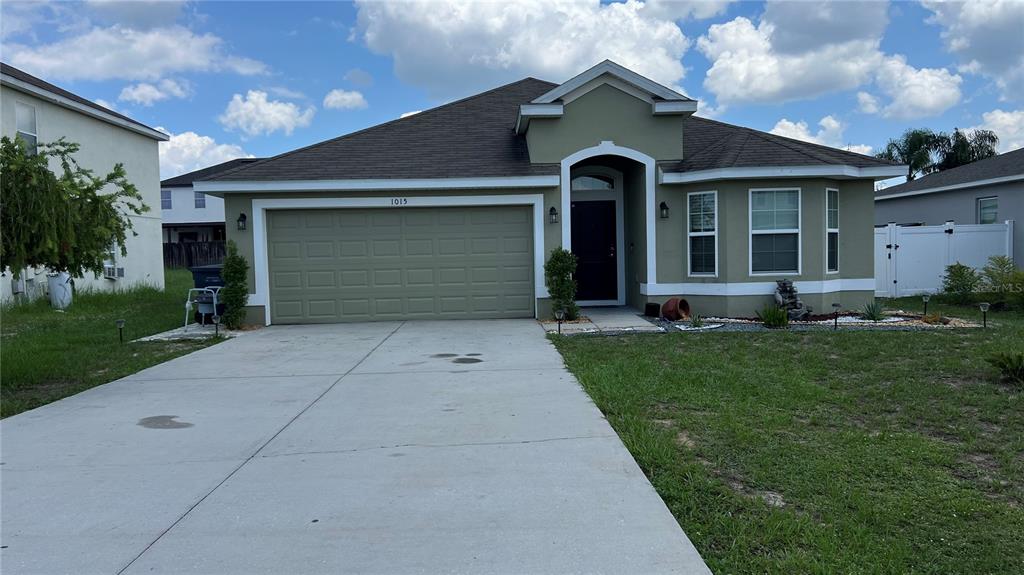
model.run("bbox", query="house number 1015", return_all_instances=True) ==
[389,198,409,206]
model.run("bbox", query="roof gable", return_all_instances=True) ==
[531,60,693,104]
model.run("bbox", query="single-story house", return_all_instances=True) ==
[161,158,261,243]
[875,147,1022,263]
[0,63,168,302]
[196,61,904,325]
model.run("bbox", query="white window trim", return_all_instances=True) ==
[976,196,998,225]
[194,190,206,209]
[571,166,626,306]
[825,187,839,275]
[686,190,718,278]
[748,187,801,277]
[249,194,548,326]
[161,189,173,210]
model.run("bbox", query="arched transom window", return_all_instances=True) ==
[571,175,614,191]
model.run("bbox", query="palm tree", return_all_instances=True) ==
[933,128,999,172]
[875,128,943,181]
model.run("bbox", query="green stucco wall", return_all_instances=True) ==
[526,83,683,163]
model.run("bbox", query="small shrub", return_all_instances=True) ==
[941,262,980,305]
[220,240,249,329]
[860,300,886,322]
[980,255,1017,305]
[544,247,579,320]
[690,313,704,328]
[987,352,1024,386]
[756,305,789,329]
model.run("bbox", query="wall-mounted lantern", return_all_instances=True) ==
[549,206,559,224]
[236,213,248,231]
[659,201,670,219]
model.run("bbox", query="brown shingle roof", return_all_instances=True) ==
[162,158,262,187]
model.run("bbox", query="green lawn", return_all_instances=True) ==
[553,299,1023,574]
[1,268,220,418]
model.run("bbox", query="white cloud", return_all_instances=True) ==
[85,1,185,29]
[354,0,691,99]
[697,16,883,105]
[770,115,872,155]
[695,99,726,119]
[93,98,121,113]
[400,110,422,119]
[265,86,306,100]
[219,90,315,137]
[6,25,266,81]
[640,0,732,21]
[922,0,1024,99]
[873,55,961,120]
[857,91,880,114]
[344,68,374,87]
[157,128,252,179]
[118,78,190,106]
[323,89,368,110]
[969,109,1024,152]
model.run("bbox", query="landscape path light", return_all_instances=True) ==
[979,302,990,328]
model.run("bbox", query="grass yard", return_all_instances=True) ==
[1,268,220,418]
[553,298,1023,574]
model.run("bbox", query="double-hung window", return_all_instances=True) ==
[687,191,717,276]
[161,190,172,210]
[194,190,207,209]
[977,197,998,224]
[826,188,839,273]
[15,103,37,154]
[750,188,800,274]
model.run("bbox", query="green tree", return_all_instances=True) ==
[220,240,249,329]
[934,128,999,172]
[544,248,579,321]
[0,137,148,279]
[875,128,943,181]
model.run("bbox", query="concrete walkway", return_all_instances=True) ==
[1,320,710,574]
[540,306,664,335]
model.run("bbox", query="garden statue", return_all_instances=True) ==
[774,279,811,320]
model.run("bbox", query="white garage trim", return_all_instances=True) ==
[560,141,657,286]
[640,278,875,296]
[249,194,548,325]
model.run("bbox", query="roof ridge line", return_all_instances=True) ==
[209,77,558,181]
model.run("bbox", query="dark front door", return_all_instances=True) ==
[571,200,617,301]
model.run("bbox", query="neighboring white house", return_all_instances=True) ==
[161,158,259,243]
[1,63,169,302]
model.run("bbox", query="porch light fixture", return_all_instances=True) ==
[979,302,990,328]
[549,206,559,224]
[922,294,931,316]
[659,201,670,219]
[236,212,248,231]
[832,303,841,330]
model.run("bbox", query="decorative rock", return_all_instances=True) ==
[775,279,811,320]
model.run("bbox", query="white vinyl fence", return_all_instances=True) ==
[875,220,1015,297]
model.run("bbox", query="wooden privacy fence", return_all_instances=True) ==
[874,220,1015,297]
[163,241,226,269]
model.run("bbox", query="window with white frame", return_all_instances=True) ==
[687,191,717,275]
[826,188,839,273]
[977,196,998,224]
[750,188,800,274]
[194,190,206,209]
[15,103,37,154]
[161,190,172,210]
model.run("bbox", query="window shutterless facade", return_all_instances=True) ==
[826,188,839,273]
[977,196,998,224]
[194,190,206,209]
[687,190,717,276]
[161,190,172,210]
[15,102,37,153]
[750,188,800,275]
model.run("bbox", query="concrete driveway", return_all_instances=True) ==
[1,320,710,574]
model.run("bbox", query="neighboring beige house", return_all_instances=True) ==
[1,63,168,302]
[197,61,905,325]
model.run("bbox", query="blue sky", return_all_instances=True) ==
[3,1,1022,180]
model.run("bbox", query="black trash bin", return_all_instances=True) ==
[189,264,226,322]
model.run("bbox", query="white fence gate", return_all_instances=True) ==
[875,220,1015,297]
